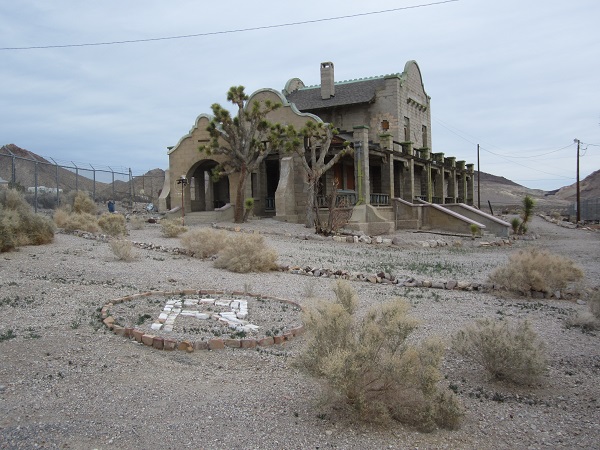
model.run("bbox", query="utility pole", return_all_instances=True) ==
[574,139,580,224]
[477,144,481,209]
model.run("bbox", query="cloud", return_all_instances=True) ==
[1,0,599,189]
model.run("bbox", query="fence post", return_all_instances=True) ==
[50,158,60,206]
[129,168,134,211]
[90,164,96,201]
[34,162,39,213]
[72,162,79,192]
[109,167,115,198]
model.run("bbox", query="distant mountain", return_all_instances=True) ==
[0,144,165,202]
[551,169,600,201]
[0,143,98,193]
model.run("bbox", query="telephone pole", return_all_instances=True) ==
[574,139,580,224]
[477,144,481,209]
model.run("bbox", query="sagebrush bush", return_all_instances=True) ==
[488,248,583,295]
[54,210,99,233]
[566,289,600,331]
[128,216,145,230]
[453,318,547,385]
[98,213,127,237]
[589,289,600,320]
[71,191,97,215]
[214,233,277,273]
[0,189,55,252]
[161,218,188,238]
[298,280,463,431]
[181,228,228,259]
[109,238,137,262]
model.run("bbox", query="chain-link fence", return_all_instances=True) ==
[0,147,164,213]
[567,198,600,223]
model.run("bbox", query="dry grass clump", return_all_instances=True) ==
[214,233,277,273]
[71,191,97,215]
[161,219,188,238]
[181,228,229,259]
[453,319,547,385]
[488,248,583,295]
[53,191,100,233]
[109,238,137,262]
[566,288,600,331]
[98,213,127,237]
[128,216,145,230]
[54,210,99,233]
[0,189,55,252]
[298,280,463,431]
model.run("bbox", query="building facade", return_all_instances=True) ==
[160,61,480,235]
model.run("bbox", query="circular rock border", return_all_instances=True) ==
[100,289,305,352]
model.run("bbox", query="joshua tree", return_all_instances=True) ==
[291,121,352,228]
[199,86,282,223]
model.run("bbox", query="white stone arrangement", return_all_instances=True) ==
[151,298,260,334]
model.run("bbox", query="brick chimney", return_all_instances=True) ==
[320,62,335,100]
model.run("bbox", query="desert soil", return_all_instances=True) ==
[0,215,599,449]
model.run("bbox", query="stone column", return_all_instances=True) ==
[466,164,475,206]
[380,133,394,201]
[353,126,370,205]
[275,156,297,220]
[403,159,414,202]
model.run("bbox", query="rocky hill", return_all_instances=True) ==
[552,169,600,201]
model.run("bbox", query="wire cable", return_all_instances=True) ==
[0,0,459,51]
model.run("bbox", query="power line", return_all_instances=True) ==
[0,0,459,51]
[481,142,575,159]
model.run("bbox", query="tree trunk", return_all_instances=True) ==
[305,180,316,228]
[234,166,247,223]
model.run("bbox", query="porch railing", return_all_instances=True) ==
[317,190,357,208]
[414,195,427,202]
[370,193,390,206]
[431,196,442,204]
[444,197,455,204]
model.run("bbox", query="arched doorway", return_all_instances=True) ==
[189,160,230,212]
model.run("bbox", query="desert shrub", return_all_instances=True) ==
[214,233,277,273]
[53,208,70,228]
[161,218,188,238]
[128,216,145,230]
[53,191,100,233]
[469,223,479,238]
[0,189,55,252]
[181,228,229,259]
[298,280,463,431]
[56,211,99,233]
[488,248,583,295]
[243,198,254,222]
[590,289,600,320]
[69,191,97,215]
[98,213,127,237]
[566,311,599,332]
[510,217,521,235]
[24,192,58,210]
[566,289,600,331]
[109,238,137,262]
[453,318,547,385]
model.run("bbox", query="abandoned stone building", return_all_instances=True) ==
[160,61,508,236]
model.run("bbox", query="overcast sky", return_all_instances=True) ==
[1,0,599,190]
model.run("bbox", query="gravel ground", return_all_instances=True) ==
[0,215,599,449]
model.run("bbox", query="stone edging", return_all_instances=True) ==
[64,228,574,300]
[100,290,305,352]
